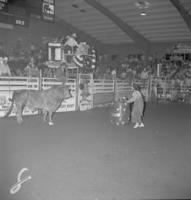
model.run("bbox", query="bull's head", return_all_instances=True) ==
[51,85,73,100]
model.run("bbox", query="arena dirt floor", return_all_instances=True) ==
[1,102,191,200]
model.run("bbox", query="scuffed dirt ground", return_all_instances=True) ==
[1,103,191,200]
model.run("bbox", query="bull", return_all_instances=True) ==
[4,85,72,125]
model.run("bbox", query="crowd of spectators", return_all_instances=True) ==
[0,39,191,88]
[94,53,191,87]
[94,54,156,83]
[0,39,50,77]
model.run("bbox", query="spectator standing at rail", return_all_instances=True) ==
[126,84,145,128]
[24,57,39,77]
[141,67,149,80]
[55,63,67,82]
[0,57,11,76]
[126,67,134,84]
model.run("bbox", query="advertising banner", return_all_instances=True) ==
[56,85,76,112]
[42,0,55,22]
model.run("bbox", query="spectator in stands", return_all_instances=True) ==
[24,57,39,77]
[0,57,11,76]
[43,67,50,77]
[125,67,134,84]
[126,84,145,128]
[131,67,137,79]
[55,63,67,82]
[185,77,191,86]
[30,43,36,57]
[104,68,112,79]
[15,68,23,77]
[141,68,149,80]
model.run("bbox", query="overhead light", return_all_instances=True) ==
[135,0,150,16]
[135,1,150,9]
[140,11,147,16]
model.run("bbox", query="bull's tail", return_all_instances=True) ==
[4,91,16,118]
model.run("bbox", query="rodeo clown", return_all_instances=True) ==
[126,84,145,128]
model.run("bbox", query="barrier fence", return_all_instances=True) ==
[150,76,191,103]
[0,75,190,117]
[0,77,39,117]
[92,79,115,107]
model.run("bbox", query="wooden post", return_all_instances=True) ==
[112,72,116,101]
[76,68,79,111]
[39,69,42,91]
[148,75,152,102]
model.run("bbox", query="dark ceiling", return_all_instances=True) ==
[54,0,191,49]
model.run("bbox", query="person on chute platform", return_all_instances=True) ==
[55,63,67,83]
[126,84,145,128]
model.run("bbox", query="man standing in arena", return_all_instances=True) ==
[126,84,145,128]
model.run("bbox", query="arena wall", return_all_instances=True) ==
[0,76,190,118]
[93,93,114,107]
